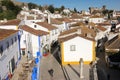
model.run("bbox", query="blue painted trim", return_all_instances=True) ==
[15,56,21,66]
[17,32,21,57]
[5,75,9,80]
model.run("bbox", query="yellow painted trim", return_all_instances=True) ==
[62,61,91,65]
[16,26,18,30]
[92,41,96,61]
[61,42,95,66]
[61,43,64,65]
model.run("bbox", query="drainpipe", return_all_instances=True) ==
[17,31,21,60]
[38,35,41,53]
[48,14,51,24]
[37,35,41,80]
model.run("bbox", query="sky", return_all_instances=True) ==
[17,0,120,11]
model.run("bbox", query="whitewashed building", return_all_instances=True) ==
[89,16,105,24]
[59,27,96,65]
[19,25,49,57]
[0,19,21,30]
[0,29,20,80]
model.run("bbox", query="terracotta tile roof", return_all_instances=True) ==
[0,19,21,26]
[70,22,86,28]
[36,15,43,19]
[20,25,49,36]
[96,25,107,31]
[59,26,96,43]
[51,18,63,24]
[27,16,34,20]
[0,29,18,41]
[105,35,120,49]
[98,21,111,26]
[59,27,79,36]
[44,18,63,24]
[90,15,104,18]
[36,22,57,30]
[58,33,95,43]
[70,13,83,19]
[88,22,96,26]
[56,18,72,23]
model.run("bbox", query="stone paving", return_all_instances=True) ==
[11,56,34,80]
[63,64,90,80]
[40,53,97,80]
[40,53,66,80]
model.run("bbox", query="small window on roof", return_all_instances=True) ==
[34,25,37,28]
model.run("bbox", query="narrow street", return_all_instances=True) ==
[96,49,120,80]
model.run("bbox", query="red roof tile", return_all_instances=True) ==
[56,18,72,23]
[105,35,120,49]
[20,25,49,36]
[96,25,107,31]
[59,26,96,43]
[0,19,21,26]
[0,29,18,41]
[36,22,57,30]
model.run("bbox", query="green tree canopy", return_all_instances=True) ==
[0,0,22,20]
[74,8,77,13]
[48,5,54,13]
[28,2,38,10]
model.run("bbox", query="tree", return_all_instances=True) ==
[102,5,106,10]
[0,0,22,20]
[74,8,77,13]
[102,9,108,16]
[117,16,120,22]
[48,5,54,13]
[60,5,65,12]
[38,5,42,10]
[28,2,38,10]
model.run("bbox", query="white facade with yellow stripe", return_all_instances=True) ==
[60,36,96,65]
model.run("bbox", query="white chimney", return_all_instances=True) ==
[63,21,69,30]
[77,29,81,35]
[48,14,51,24]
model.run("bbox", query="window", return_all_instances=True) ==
[52,30,54,35]
[6,42,9,49]
[55,29,57,34]
[34,25,37,28]
[0,46,3,56]
[98,20,100,22]
[11,39,13,45]
[46,35,49,41]
[15,37,17,42]
[70,45,76,51]
[23,40,26,44]
[20,30,23,35]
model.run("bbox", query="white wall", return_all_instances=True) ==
[31,35,39,57]
[63,37,93,62]
[0,25,18,30]
[89,18,104,23]
[0,33,20,79]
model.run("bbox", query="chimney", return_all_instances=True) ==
[110,23,116,32]
[48,14,51,24]
[3,18,7,22]
[77,29,81,35]
[63,21,69,31]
